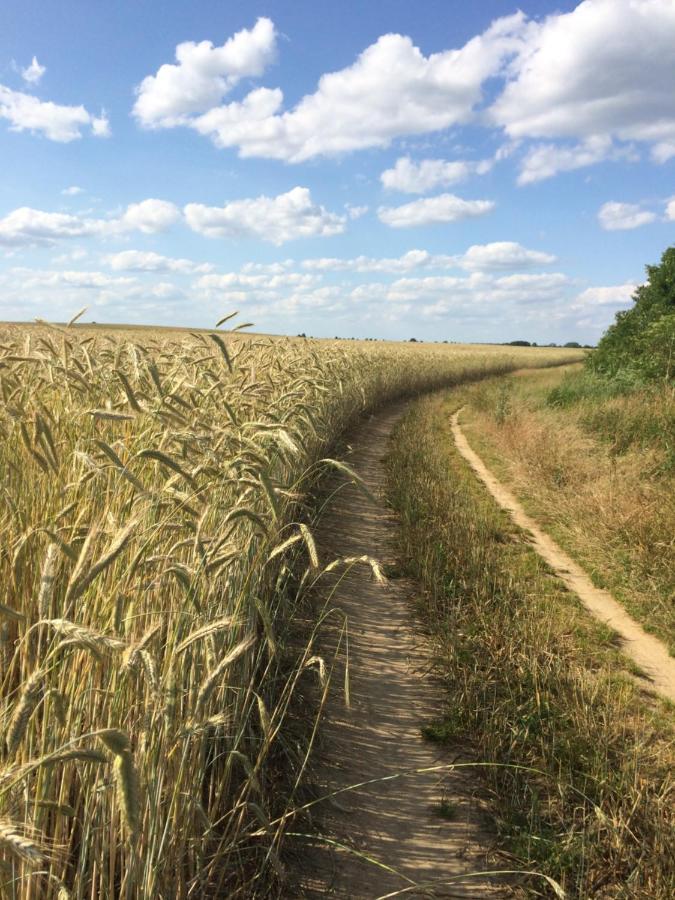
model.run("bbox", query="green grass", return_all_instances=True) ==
[547,369,675,464]
[459,366,675,654]
[386,390,675,899]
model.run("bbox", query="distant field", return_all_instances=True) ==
[0,318,562,352]
[0,322,582,898]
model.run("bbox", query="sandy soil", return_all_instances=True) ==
[294,404,506,899]
[451,409,675,705]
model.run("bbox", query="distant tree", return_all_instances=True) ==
[590,245,675,381]
[409,337,418,342]
[508,340,531,346]
[564,341,582,348]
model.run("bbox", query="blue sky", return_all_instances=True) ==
[1,0,674,342]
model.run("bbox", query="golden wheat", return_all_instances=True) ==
[0,322,579,897]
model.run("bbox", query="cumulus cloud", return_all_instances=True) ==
[491,0,675,176]
[184,187,345,245]
[129,3,675,182]
[135,13,528,161]
[388,271,569,303]
[598,201,656,231]
[459,241,556,270]
[61,185,84,196]
[300,242,554,273]
[197,271,317,292]
[665,197,675,221]
[378,193,494,228]
[0,199,180,247]
[105,250,212,274]
[117,199,180,234]
[11,267,136,290]
[301,249,455,274]
[21,57,46,85]
[572,282,637,310]
[381,156,492,193]
[0,208,96,246]
[516,137,635,185]
[0,84,110,142]
[133,18,277,127]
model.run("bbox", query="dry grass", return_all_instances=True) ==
[387,389,675,898]
[461,366,675,652]
[0,321,580,898]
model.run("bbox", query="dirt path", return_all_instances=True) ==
[296,404,505,899]
[451,409,675,704]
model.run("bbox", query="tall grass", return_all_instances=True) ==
[547,369,675,463]
[462,367,675,651]
[386,391,675,898]
[0,323,579,898]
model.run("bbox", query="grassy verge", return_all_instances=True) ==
[386,390,675,899]
[459,365,674,653]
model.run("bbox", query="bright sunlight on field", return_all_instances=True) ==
[0,321,581,898]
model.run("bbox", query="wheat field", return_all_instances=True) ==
[0,322,580,898]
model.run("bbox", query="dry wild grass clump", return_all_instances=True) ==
[0,322,576,898]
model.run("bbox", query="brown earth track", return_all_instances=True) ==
[451,408,675,705]
[294,403,506,899]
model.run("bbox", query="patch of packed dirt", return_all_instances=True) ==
[294,404,505,899]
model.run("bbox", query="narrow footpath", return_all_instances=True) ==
[451,408,675,704]
[296,404,504,899]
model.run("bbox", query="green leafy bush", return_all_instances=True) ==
[590,246,675,381]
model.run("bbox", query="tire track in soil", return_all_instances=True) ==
[451,408,675,705]
[295,403,506,899]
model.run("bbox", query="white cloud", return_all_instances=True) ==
[301,249,454,274]
[21,57,46,85]
[380,156,492,193]
[345,204,368,220]
[0,85,110,142]
[598,201,656,231]
[460,241,556,270]
[572,283,637,310]
[0,200,180,247]
[378,193,494,228]
[137,13,529,161]
[91,114,111,138]
[652,142,675,163]
[517,136,624,185]
[387,271,569,304]
[665,197,675,221]
[52,247,88,264]
[240,260,294,274]
[184,187,345,245]
[0,208,96,246]
[105,250,212,273]
[10,267,136,290]
[491,0,675,174]
[133,17,277,127]
[197,271,317,292]
[61,185,84,196]
[117,199,180,234]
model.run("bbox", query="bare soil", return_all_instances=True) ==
[452,409,675,704]
[294,404,506,899]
